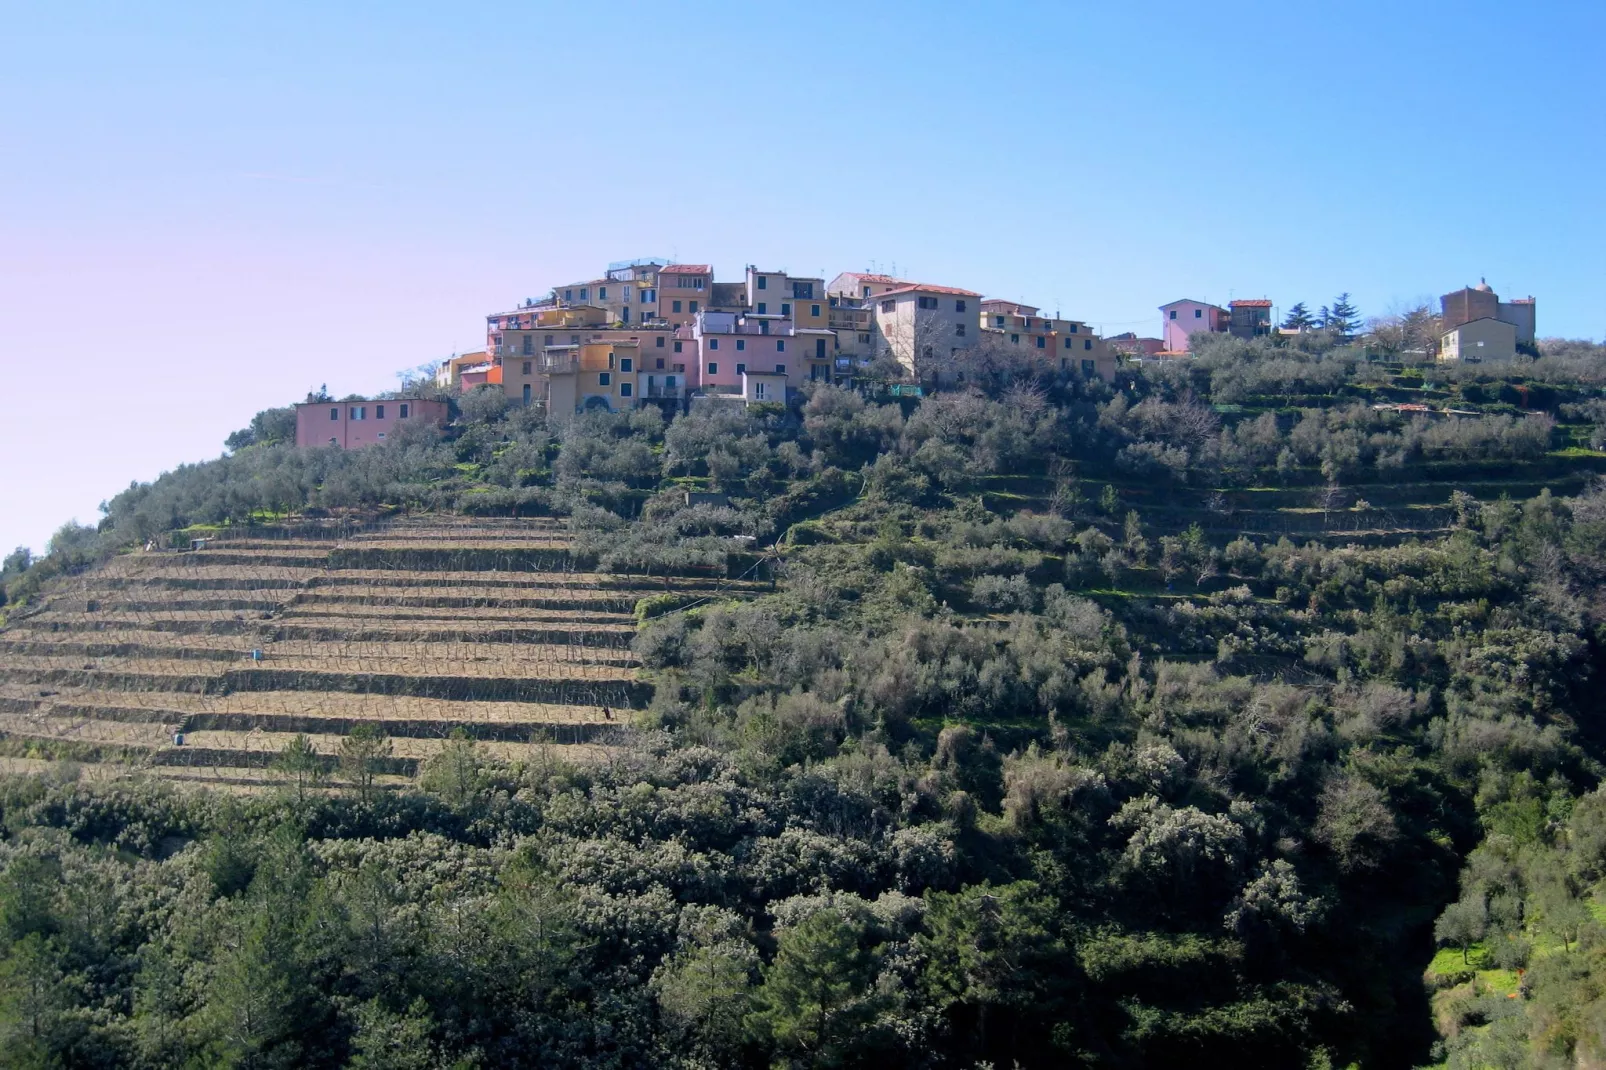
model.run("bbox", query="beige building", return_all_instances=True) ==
[870,283,981,379]
[1441,280,1536,346]
[1440,317,1518,363]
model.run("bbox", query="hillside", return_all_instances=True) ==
[4,333,1606,1067]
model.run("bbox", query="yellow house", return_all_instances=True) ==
[542,341,641,417]
[979,300,1118,380]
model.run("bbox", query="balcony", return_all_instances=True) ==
[535,355,579,374]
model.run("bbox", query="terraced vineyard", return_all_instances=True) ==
[0,517,752,790]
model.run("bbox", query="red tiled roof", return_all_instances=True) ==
[875,283,983,298]
[659,264,711,274]
[1230,299,1273,307]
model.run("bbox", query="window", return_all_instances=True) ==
[811,303,820,317]
[757,276,767,289]
[1169,310,1177,320]
[656,358,665,369]
[642,289,654,303]
[674,341,683,353]
[736,362,747,375]
[598,286,607,300]
[522,361,532,374]
[620,382,632,397]
[859,333,870,343]
[377,431,386,440]
[655,336,665,347]
[354,406,367,420]
[1194,308,1202,319]
[955,300,966,313]
[523,384,532,403]
[375,404,386,418]
[598,372,611,386]
[1082,359,1096,377]
[624,286,631,302]
[1069,323,1078,333]
[620,357,632,372]
[665,375,676,387]
[776,363,786,374]
[881,300,896,313]
[400,403,409,418]
[707,362,718,375]
[1024,318,1032,328]
[1036,336,1046,349]
[956,323,966,336]
[755,382,768,399]
[521,336,533,355]
[780,303,791,316]
[815,339,827,358]
[330,437,338,446]
[1063,337,1072,349]
[673,300,682,313]
[570,334,580,344]
[1010,333,1020,344]
[736,339,746,351]
[994,316,1005,326]
[1084,339,1093,350]
[863,286,872,297]
[757,302,767,314]
[709,338,719,350]
[792,281,813,298]
[917,296,938,310]
[579,288,588,300]
[330,407,339,421]
[545,334,554,345]
[776,340,785,352]
[621,308,630,323]
[565,289,573,301]
[689,301,698,313]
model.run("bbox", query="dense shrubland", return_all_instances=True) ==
[5,336,1606,1066]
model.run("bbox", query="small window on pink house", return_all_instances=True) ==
[400,403,410,418]
[330,407,339,421]
[375,405,385,419]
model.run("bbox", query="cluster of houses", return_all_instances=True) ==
[430,259,1121,417]
[1106,282,1537,364]
[293,258,1538,447]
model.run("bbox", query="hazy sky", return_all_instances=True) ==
[2,1,1603,554]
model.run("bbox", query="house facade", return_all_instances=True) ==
[1160,299,1229,352]
[1440,317,1518,363]
[295,398,449,449]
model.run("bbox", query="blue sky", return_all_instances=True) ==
[2,0,1602,554]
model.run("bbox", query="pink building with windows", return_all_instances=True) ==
[295,398,449,449]
[1160,299,1229,352]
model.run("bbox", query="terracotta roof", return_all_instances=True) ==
[836,273,910,285]
[874,283,983,298]
[1230,299,1273,307]
[660,264,711,274]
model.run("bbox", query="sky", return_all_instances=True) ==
[2,0,1603,555]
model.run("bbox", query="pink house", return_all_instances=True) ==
[295,398,449,449]
[1160,299,1229,352]
[690,312,798,399]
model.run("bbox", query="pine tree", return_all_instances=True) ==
[271,734,323,807]
[1281,302,1316,331]
[1325,293,1360,338]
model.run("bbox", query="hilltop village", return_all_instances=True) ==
[294,259,1536,447]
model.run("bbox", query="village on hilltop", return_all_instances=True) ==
[295,259,1538,449]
